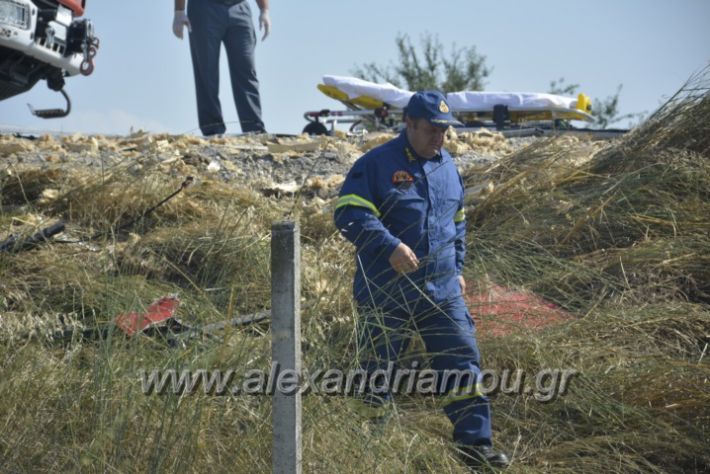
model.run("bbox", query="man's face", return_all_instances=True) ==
[406,117,447,159]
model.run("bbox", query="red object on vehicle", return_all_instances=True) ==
[58,0,84,16]
[466,282,572,338]
[115,296,180,336]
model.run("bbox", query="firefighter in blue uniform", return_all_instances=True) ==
[334,91,509,469]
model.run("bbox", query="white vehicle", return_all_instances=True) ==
[0,0,98,118]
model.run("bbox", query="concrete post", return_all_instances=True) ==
[271,221,302,474]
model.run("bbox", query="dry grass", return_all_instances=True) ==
[1,68,709,473]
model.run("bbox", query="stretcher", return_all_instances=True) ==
[303,75,593,134]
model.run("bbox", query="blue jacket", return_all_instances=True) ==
[334,131,466,310]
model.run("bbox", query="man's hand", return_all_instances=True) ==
[172,11,191,39]
[389,243,419,274]
[458,275,466,295]
[258,9,271,41]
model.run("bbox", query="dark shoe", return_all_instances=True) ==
[458,444,510,469]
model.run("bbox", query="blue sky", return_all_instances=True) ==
[1,0,708,135]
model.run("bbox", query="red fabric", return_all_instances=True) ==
[466,282,571,338]
[115,296,180,336]
[58,0,84,16]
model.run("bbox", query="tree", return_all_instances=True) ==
[548,77,580,96]
[549,78,643,129]
[352,32,491,93]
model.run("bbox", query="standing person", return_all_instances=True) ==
[172,0,269,136]
[334,91,509,469]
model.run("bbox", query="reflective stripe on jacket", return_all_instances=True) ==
[334,131,466,310]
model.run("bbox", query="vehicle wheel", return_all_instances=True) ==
[302,121,329,136]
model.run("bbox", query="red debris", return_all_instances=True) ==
[58,0,84,16]
[466,282,572,338]
[115,296,180,336]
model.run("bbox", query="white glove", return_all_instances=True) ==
[172,10,191,39]
[258,9,271,41]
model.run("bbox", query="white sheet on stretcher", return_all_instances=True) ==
[322,75,579,111]
[323,75,414,108]
[446,91,577,111]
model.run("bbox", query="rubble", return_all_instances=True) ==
[0,130,543,210]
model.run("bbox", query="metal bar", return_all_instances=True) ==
[0,221,65,253]
[271,221,302,474]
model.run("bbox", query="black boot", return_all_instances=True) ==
[457,444,510,469]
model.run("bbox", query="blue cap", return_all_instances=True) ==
[404,90,462,128]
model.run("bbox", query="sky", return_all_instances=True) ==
[1,0,708,136]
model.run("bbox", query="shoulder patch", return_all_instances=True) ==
[405,147,417,162]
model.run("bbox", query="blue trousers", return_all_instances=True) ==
[358,294,493,447]
[187,0,265,135]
